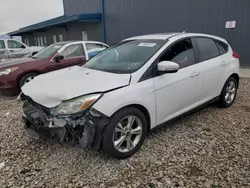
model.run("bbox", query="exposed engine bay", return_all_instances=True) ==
[20,93,109,150]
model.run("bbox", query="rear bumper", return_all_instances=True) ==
[22,101,109,150]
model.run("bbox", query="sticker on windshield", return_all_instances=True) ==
[138,43,156,47]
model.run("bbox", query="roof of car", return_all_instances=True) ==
[55,40,100,43]
[52,40,108,46]
[124,32,226,42]
[124,32,182,40]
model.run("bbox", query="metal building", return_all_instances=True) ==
[9,0,250,66]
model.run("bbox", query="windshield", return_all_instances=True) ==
[84,40,166,73]
[33,42,67,59]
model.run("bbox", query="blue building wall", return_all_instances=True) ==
[63,0,250,65]
[63,0,100,15]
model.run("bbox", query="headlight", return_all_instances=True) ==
[50,94,102,115]
[0,67,19,76]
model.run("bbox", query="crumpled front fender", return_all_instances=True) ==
[79,109,109,150]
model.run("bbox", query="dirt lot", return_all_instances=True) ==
[0,79,250,188]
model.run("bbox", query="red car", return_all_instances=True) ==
[0,41,108,94]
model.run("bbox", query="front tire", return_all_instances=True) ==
[101,107,147,159]
[19,72,39,90]
[219,77,238,108]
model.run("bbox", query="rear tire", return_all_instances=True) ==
[101,107,147,159]
[19,72,39,90]
[219,77,238,108]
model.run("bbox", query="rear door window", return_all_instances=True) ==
[194,37,220,62]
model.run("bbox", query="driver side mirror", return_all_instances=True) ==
[157,61,179,74]
[54,54,64,62]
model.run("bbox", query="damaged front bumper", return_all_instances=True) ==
[21,98,109,150]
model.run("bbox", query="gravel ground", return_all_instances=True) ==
[0,79,250,188]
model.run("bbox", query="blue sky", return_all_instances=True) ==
[0,0,64,34]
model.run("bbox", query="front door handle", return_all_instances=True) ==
[190,71,200,78]
[9,50,14,52]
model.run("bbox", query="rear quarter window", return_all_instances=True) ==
[215,40,229,55]
[194,37,220,62]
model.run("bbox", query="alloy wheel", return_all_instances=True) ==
[24,76,36,84]
[225,80,236,104]
[112,115,143,153]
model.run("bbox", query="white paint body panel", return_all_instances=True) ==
[93,79,157,127]
[23,33,240,130]
[22,66,130,108]
[94,33,239,129]
[124,33,181,41]
[1,39,44,59]
[153,63,203,125]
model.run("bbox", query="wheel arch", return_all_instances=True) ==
[16,71,41,90]
[229,73,240,88]
[110,104,151,133]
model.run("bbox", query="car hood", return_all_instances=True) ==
[21,66,131,108]
[0,58,36,69]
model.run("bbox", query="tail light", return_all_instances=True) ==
[233,52,240,59]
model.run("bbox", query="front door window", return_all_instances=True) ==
[159,39,195,69]
[154,38,202,124]
[59,44,84,59]
[7,40,24,49]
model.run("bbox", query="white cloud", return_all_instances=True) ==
[0,0,64,34]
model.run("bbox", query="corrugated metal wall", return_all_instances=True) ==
[104,0,250,65]
[62,0,250,65]
[62,0,102,43]
[23,28,66,46]
[63,0,100,15]
[24,22,102,46]
[67,22,102,41]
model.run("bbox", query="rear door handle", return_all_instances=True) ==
[190,71,200,78]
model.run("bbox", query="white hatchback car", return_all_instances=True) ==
[20,33,240,159]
